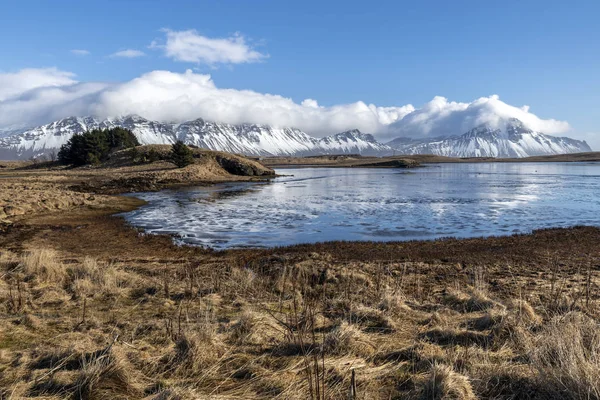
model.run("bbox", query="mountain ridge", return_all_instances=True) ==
[387,118,591,157]
[0,115,591,160]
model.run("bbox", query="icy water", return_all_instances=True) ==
[121,162,600,249]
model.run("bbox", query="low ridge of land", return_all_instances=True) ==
[0,145,274,224]
[261,151,600,168]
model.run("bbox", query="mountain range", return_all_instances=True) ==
[0,115,591,160]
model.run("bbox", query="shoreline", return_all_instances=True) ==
[3,184,599,261]
[2,158,599,253]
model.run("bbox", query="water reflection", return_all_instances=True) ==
[122,162,600,249]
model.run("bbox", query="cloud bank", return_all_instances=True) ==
[150,29,267,65]
[0,67,580,146]
[387,95,571,140]
[0,68,77,102]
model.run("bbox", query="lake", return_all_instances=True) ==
[121,162,600,249]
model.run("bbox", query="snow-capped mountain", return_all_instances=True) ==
[0,115,393,160]
[387,119,591,158]
[175,119,320,156]
[318,130,393,156]
[0,116,174,160]
[0,115,591,160]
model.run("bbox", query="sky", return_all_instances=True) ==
[0,0,599,147]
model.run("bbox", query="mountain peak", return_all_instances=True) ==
[506,117,525,127]
[119,114,149,122]
[389,118,590,157]
[330,129,378,143]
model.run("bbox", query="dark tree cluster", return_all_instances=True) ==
[170,141,195,168]
[58,128,140,166]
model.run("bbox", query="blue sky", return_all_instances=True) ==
[1,0,599,146]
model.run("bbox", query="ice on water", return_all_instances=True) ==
[122,162,600,249]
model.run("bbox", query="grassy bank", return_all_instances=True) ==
[0,145,274,225]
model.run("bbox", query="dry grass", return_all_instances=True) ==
[322,322,374,357]
[1,220,600,399]
[530,312,600,398]
[21,248,66,284]
[420,364,477,400]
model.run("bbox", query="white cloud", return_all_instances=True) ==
[0,68,77,102]
[70,49,90,56]
[386,95,571,140]
[0,68,581,146]
[110,49,146,58]
[150,29,267,65]
[301,99,319,108]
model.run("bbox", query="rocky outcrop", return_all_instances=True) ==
[215,155,273,176]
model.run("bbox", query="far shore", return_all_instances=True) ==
[259,151,600,168]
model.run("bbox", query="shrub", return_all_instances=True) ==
[147,148,162,163]
[170,141,194,168]
[58,128,140,166]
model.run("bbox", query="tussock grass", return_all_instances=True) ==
[443,288,498,312]
[467,309,507,331]
[422,328,491,348]
[378,290,408,313]
[69,257,127,298]
[0,250,18,270]
[72,348,139,400]
[322,322,374,357]
[419,364,477,400]
[21,248,66,284]
[530,312,600,398]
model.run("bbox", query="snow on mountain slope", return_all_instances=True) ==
[175,119,320,156]
[318,130,393,156]
[387,119,591,158]
[0,116,176,160]
[0,115,391,159]
[0,115,591,160]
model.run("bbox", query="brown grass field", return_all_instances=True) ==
[1,150,600,399]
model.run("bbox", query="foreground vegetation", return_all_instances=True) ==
[1,201,599,399]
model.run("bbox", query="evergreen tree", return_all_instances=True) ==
[170,141,194,168]
[58,128,140,166]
